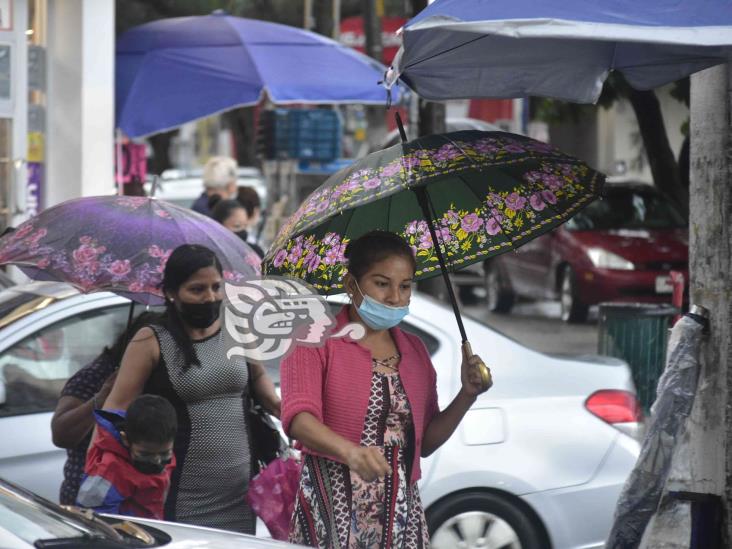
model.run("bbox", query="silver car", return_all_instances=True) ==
[0,477,300,548]
[0,282,640,548]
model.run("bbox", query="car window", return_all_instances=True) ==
[0,305,131,417]
[566,187,687,230]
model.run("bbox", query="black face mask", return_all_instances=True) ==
[132,458,171,476]
[235,229,249,242]
[178,300,222,329]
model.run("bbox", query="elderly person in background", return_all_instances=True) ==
[191,156,238,216]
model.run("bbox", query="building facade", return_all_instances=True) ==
[0,0,114,232]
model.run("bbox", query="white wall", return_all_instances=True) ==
[46,0,114,206]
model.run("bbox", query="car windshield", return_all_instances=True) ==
[566,187,687,231]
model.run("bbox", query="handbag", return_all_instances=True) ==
[246,363,285,475]
[246,451,302,540]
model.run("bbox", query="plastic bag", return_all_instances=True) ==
[246,452,302,541]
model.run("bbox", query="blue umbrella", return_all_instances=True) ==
[384,0,732,103]
[117,11,397,137]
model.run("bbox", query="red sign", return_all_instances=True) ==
[339,16,407,65]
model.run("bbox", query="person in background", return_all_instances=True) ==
[76,394,177,519]
[103,244,280,534]
[51,312,160,505]
[191,156,238,216]
[236,186,263,239]
[209,195,265,258]
[282,230,492,547]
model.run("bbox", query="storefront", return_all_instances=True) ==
[0,0,114,233]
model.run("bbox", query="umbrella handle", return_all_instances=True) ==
[462,341,492,392]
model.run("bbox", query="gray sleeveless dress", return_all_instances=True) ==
[145,324,255,534]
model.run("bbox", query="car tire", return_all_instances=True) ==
[559,265,589,323]
[484,262,514,313]
[428,491,546,549]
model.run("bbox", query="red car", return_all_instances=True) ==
[485,182,688,322]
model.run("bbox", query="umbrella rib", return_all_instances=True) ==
[403,34,489,71]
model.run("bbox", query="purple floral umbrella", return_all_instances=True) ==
[0,195,261,305]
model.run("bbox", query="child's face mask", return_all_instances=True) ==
[128,440,174,475]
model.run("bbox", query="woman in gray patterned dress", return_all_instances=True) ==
[104,244,280,533]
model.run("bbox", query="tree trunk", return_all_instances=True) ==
[626,89,689,218]
[410,0,446,138]
[224,107,257,167]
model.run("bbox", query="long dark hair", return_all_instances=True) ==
[161,244,223,368]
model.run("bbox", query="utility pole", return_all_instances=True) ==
[363,0,386,150]
[332,0,341,40]
[642,62,732,548]
[303,0,315,30]
[686,62,732,544]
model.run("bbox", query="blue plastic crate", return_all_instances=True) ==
[287,110,342,161]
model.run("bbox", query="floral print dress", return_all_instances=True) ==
[289,368,430,549]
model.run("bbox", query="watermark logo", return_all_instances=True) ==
[223,277,365,363]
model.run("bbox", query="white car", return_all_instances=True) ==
[0,282,640,548]
[0,477,300,548]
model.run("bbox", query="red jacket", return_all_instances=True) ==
[280,306,440,484]
[76,410,175,520]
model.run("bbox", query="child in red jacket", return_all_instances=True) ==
[76,394,177,519]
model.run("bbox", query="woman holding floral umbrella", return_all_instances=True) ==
[282,230,492,547]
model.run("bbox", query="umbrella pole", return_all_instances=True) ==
[414,187,492,391]
[395,112,408,143]
[412,186,468,343]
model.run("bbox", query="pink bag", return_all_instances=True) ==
[246,455,302,540]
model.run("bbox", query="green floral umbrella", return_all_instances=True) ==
[263,128,604,345]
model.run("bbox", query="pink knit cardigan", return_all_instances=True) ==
[280,306,440,484]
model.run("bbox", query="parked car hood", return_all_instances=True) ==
[568,228,688,264]
[107,515,298,548]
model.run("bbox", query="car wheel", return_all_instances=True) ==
[559,265,589,323]
[484,262,514,313]
[428,491,545,549]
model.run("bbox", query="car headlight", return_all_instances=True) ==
[587,248,635,270]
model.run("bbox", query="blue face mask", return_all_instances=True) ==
[354,280,409,330]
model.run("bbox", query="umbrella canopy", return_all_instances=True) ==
[262,130,604,294]
[384,0,732,103]
[0,196,261,305]
[117,11,397,137]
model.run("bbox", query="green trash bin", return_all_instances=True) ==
[597,303,679,414]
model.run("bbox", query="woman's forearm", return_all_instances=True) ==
[289,412,357,462]
[51,397,96,449]
[421,388,476,457]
